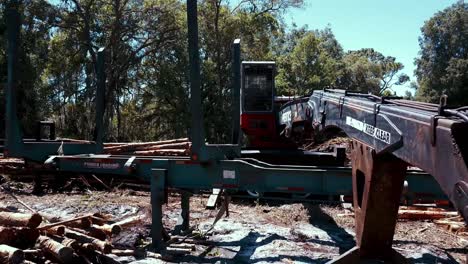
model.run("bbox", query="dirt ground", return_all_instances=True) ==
[1,182,467,264]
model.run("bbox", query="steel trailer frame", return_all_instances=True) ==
[3,0,452,262]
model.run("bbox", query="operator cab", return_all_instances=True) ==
[241,61,282,148]
[242,61,275,112]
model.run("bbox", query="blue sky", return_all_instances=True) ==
[284,0,459,94]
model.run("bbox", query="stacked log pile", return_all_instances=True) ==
[103,138,191,156]
[0,158,26,175]
[0,210,155,263]
[0,138,191,178]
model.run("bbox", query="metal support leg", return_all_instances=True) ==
[151,169,167,252]
[32,172,43,195]
[224,192,230,217]
[174,191,191,234]
[329,141,408,263]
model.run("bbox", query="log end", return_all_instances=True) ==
[57,247,74,262]
[111,225,122,235]
[0,244,25,264]
[28,213,42,228]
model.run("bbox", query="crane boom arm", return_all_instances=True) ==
[309,89,468,221]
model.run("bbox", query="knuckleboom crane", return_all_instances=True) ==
[306,90,468,262]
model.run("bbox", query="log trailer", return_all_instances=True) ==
[4,0,468,263]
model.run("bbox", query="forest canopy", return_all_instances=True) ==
[0,0,466,142]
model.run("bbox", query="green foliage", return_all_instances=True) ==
[340,48,409,95]
[415,2,468,106]
[275,26,344,95]
[2,0,418,143]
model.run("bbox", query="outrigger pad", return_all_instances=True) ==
[327,246,408,264]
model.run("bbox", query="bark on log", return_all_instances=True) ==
[49,236,79,250]
[0,227,15,244]
[140,142,191,151]
[0,212,42,228]
[133,149,188,156]
[398,209,458,220]
[78,226,107,241]
[63,218,92,229]
[63,229,111,253]
[38,214,93,231]
[55,138,94,144]
[14,228,40,249]
[42,226,65,236]
[165,247,192,254]
[113,215,145,228]
[37,236,74,263]
[92,224,121,236]
[103,138,189,153]
[0,244,24,264]
[0,227,39,248]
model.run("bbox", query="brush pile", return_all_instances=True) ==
[0,209,156,263]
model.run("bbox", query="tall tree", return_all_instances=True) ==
[415,2,468,105]
[341,48,409,95]
[276,28,343,95]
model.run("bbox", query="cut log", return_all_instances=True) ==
[92,224,121,236]
[0,227,15,244]
[113,215,145,228]
[398,209,458,220]
[434,219,466,232]
[42,225,65,236]
[38,214,93,231]
[49,236,79,250]
[0,158,24,166]
[140,142,191,151]
[169,243,196,250]
[146,251,162,259]
[63,228,112,253]
[0,212,42,228]
[89,215,107,226]
[164,247,192,254]
[0,245,24,264]
[11,228,40,248]
[133,149,188,156]
[63,218,92,229]
[338,209,459,221]
[77,226,107,241]
[103,138,189,153]
[55,138,93,144]
[37,236,74,263]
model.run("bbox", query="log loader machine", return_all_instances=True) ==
[4,0,468,262]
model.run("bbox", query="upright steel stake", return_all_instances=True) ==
[231,39,241,145]
[4,0,22,157]
[187,0,205,160]
[94,48,106,152]
[174,191,191,234]
[151,169,167,252]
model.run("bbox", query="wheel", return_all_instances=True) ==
[247,190,262,198]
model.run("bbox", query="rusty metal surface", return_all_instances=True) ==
[328,140,409,263]
[309,89,468,223]
[350,140,407,259]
